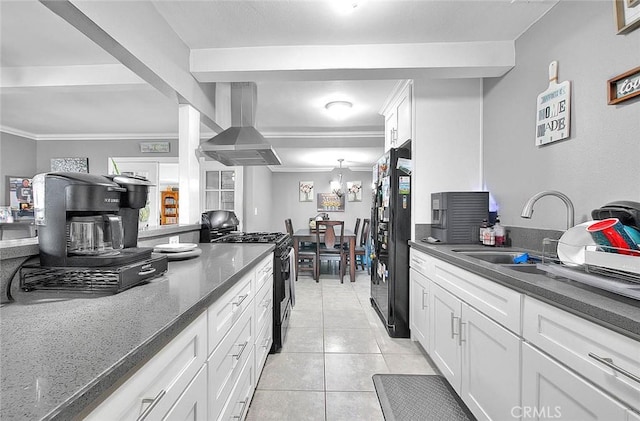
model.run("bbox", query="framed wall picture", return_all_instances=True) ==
[299,181,314,202]
[317,193,345,212]
[608,66,640,105]
[614,0,640,34]
[51,157,89,173]
[346,181,362,202]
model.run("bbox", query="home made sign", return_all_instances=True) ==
[535,61,571,146]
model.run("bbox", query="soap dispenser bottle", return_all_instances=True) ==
[494,218,506,247]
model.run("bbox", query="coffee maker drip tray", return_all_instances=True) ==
[20,255,168,294]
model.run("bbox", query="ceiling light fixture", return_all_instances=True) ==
[325,100,353,120]
[331,158,346,197]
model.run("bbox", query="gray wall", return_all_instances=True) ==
[0,132,37,206]
[243,166,274,232]
[483,1,640,231]
[36,138,179,176]
[269,168,372,234]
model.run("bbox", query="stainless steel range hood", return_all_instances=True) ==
[199,82,281,166]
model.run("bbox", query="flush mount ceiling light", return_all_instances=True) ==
[330,0,363,14]
[325,101,353,120]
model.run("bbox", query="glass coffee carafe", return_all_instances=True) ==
[68,215,124,256]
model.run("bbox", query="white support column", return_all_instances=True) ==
[178,104,201,224]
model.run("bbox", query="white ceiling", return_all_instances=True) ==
[0,0,557,171]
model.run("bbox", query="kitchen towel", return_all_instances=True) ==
[289,248,296,308]
[372,374,475,421]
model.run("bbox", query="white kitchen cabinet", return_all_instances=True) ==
[523,296,640,413]
[381,81,412,152]
[162,365,208,420]
[409,268,430,350]
[628,410,640,421]
[412,249,524,421]
[218,347,256,421]
[522,343,628,421]
[86,312,208,421]
[430,281,462,389]
[461,304,521,421]
[208,271,254,355]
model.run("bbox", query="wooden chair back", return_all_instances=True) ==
[353,218,361,244]
[315,220,344,250]
[284,218,294,236]
[360,219,370,247]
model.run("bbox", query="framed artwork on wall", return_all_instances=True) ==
[346,181,362,202]
[614,0,640,34]
[299,181,314,202]
[317,193,345,212]
[608,66,640,104]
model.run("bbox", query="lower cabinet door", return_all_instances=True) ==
[409,268,429,351]
[461,304,521,421]
[163,365,208,421]
[430,282,462,392]
[522,343,628,421]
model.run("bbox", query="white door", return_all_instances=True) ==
[461,304,522,421]
[108,159,161,229]
[521,343,628,421]
[430,282,462,392]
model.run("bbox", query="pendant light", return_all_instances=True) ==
[331,159,345,197]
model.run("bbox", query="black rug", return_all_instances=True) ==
[372,374,476,421]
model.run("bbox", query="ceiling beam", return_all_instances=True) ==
[1,64,144,88]
[191,41,515,82]
[40,0,222,132]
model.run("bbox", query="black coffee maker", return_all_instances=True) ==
[34,172,155,267]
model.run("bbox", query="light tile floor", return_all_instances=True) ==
[246,269,437,421]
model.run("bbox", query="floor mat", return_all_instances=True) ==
[372,374,476,421]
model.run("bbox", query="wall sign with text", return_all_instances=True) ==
[608,66,640,105]
[535,61,571,146]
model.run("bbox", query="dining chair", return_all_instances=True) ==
[354,218,370,272]
[315,220,347,283]
[285,218,316,281]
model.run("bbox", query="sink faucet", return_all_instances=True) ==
[521,190,575,230]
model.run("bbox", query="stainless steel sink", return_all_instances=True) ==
[499,264,548,275]
[455,250,537,264]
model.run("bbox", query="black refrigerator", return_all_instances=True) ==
[370,144,411,338]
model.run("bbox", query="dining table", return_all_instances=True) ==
[292,228,357,282]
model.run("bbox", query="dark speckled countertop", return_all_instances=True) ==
[409,241,640,341]
[0,243,274,421]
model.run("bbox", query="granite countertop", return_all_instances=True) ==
[0,242,274,421]
[409,241,640,341]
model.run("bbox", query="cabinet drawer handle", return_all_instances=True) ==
[451,314,459,339]
[262,298,272,308]
[233,293,249,307]
[136,390,166,421]
[262,337,271,348]
[232,398,249,419]
[233,341,249,360]
[459,320,466,346]
[588,352,640,384]
[421,291,428,309]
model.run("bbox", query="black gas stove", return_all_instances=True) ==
[212,231,292,353]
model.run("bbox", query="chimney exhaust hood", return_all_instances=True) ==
[199,82,281,166]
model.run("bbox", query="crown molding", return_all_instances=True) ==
[1,127,179,141]
[269,165,372,173]
[0,126,37,140]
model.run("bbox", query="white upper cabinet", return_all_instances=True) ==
[381,80,413,152]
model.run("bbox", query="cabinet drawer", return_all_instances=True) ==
[255,254,273,294]
[208,272,254,355]
[431,257,522,334]
[255,278,273,337]
[162,364,208,421]
[218,347,256,421]
[410,249,434,278]
[523,297,640,411]
[208,304,254,421]
[255,312,273,374]
[522,343,628,421]
[86,312,207,421]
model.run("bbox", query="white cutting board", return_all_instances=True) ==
[535,61,571,146]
